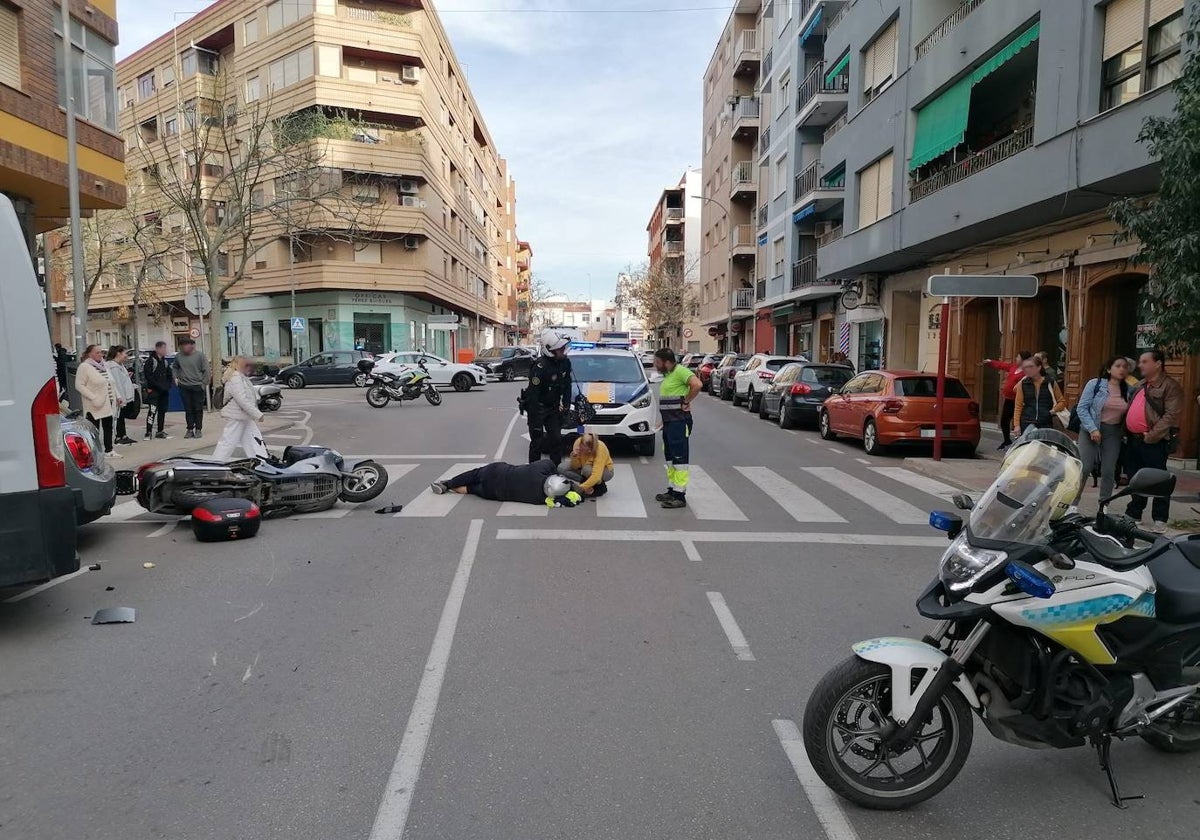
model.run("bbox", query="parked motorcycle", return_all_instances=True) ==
[125,445,388,516]
[802,429,1200,811]
[251,375,283,412]
[360,358,442,408]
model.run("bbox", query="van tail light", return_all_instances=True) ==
[882,399,904,414]
[790,383,812,395]
[757,371,775,381]
[32,377,66,488]
[64,431,95,470]
[968,401,980,418]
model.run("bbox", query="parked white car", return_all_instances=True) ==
[371,352,488,392]
[732,354,808,413]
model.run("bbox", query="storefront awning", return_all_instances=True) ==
[909,21,1041,171]
[772,303,795,320]
[801,7,822,42]
[792,203,817,224]
[825,52,850,85]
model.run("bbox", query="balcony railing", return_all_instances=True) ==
[756,203,769,228]
[756,278,767,301]
[791,256,817,290]
[732,287,755,310]
[794,161,845,201]
[737,28,759,55]
[817,223,844,248]
[733,96,760,121]
[758,125,772,158]
[665,206,684,222]
[910,124,1034,201]
[823,111,848,143]
[797,61,849,113]
[762,48,774,79]
[733,224,757,247]
[663,240,685,255]
[915,0,987,60]
[732,160,756,191]
[828,2,850,32]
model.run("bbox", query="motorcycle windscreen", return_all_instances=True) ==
[968,441,1083,547]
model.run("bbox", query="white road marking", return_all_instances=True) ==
[706,592,755,661]
[685,465,748,521]
[681,539,702,562]
[369,520,483,840]
[3,567,91,603]
[802,467,928,525]
[855,458,871,465]
[638,455,649,465]
[826,447,844,455]
[785,429,799,435]
[494,410,523,460]
[497,501,549,516]
[384,463,419,484]
[773,719,862,840]
[397,464,483,517]
[107,500,146,521]
[495,529,946,547]
[233,602,264,623]
[264,433,304,440]
[302,507,353,519]
[146,521,179,538]
[733,467,846,523]
[869,467,959,502]
[596,464,647,519]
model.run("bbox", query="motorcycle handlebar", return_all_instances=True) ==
[1099,512,1159,544]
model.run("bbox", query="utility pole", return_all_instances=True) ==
[61,0,86,356]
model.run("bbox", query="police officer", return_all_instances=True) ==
[523,329,573,463]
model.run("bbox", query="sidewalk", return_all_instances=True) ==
[102,411,297,467]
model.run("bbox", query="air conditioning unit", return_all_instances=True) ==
[400,195,420,207]
[401,65,420,83]
[398,179,419,195]
[403,235,420,250]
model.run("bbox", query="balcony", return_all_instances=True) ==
[915,0,987,61]
[733,28,761,77]
[732,287,755,311]
[823,111,848,143]
[730,160,756,201]
[909,124,1033,202]
[731,223,757,257]
[796,61,849,127]
[791,257,817,291]
[761,47,774,82]
[828,1,850,33]
[756,203,769,229]
[757,125,772,160]
[663,239,685,256]
[731,96,760,139]
[793,160,845,212]
[664,206,685,224]
[816,223,843,248]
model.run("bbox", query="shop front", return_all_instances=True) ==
[754,308,774,353]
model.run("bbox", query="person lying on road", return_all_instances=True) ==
[431,460,581,506]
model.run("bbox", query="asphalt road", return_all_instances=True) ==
[2,381,1198,839]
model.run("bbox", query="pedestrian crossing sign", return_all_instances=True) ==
[291,317,306,332]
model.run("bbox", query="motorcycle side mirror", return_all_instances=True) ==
[1126,468,1176,499]
[952,493,975,511]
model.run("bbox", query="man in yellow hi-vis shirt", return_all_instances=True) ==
[652,348,702,509]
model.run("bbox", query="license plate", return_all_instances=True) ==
[920,429,937,438]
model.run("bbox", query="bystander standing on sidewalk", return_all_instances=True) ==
[75,344,118,458]
[104,346,138,446]
[1012,354,1065,436]
[1124,349,1183,533]
[143,340,174,439]
[983,351,1032,450]
[172,337,210,439]
[1075,356,1130,499]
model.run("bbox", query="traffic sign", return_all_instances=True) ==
[188,327,200,339]
[926,274,1039,298]
[184,288,213,316]
[290,317,306,333]
[683,328,693,339]
[427,314,460,324]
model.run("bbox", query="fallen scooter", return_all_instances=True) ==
[251,375,283,412]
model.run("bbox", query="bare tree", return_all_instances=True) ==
[615,257,698,350]
[519,272,558,337]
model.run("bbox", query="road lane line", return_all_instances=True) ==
[3,567,91,603]
[869,467,959,502]
[494,410,523,460]
[802,467,928,525]
[733,467,846,523]
[368,520,483,840]
[146,521,179,538]
[397,464,483,517]
[706,592,755,661]
[495,529,946,547]
[826,447,844,455]
[685,465,748,521]
[681,539,702,562]
[855,458,870,465]
[384,463,418,484]
[264,433,304,440]
[772,719,861,840]
[497,501,549,516]
[596,464,647,519]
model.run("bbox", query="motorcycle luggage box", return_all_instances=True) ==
[357,358,375,373]
[191,498,262,542]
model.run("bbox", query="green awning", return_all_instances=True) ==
[825,52,850,85]
[772,303,796,320]
[909,21,1041,171]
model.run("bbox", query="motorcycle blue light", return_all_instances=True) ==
[1005,561,1056,599]
[929,511,961,532]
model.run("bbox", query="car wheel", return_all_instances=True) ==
[819,410,838,440]
[285,374,305,389]
[731,387,744,407]
[758,395,770,419]
[353,372,369,388]
[778,404,796,429]
[501,367,515,382]
[452,373,472,392]
[747,388,760,413]
[863,419,886,456]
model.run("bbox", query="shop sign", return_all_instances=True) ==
[349,291,400,306]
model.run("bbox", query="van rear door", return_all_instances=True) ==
[0,194,79,587]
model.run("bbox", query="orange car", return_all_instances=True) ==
[818,370,981,456]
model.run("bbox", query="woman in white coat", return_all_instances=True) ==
[104,345,137,446]
[213,356,269,461]
[75,343,118,456]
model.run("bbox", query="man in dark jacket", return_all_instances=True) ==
[1124,349,1184,532]
[431,460,577,506]
[523,329,574,463]
[142,341,174,439]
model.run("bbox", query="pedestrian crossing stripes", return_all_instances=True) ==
[397,463,483,518]
[801,467,928,525]
[733,467,846,524]
[685,465,748,522]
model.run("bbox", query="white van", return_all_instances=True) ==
[0,194,79,587]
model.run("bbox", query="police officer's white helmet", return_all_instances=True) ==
[544,474,571,498]
[540,329,569,356]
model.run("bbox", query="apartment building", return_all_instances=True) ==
[0,0,125,250]
[698,1,761,353]
[645,168,714,354]
[814,0,1197,456]
[63,0,521,362]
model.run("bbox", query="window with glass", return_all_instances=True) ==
[245,75,261,102]
[0,3,19,91]
[55,13,117,131]
[268,47,315,92]
[1102,0,1183,111]
[244,16,259,45]
[266,0,314,33]
[862,18,898,103]
[180,47,219,78]
[137,70,155,99]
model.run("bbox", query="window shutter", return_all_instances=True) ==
[0,4,20,91]
[862,39,876,93]
[857,160,880,229]
[1104,0,1145,59]
[875,20,898,87]
[876,152,894,218]
[1149,0,1182,25]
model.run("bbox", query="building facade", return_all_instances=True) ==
[55,0,522,363]
[645,167,714,355]
[1,0,125,250]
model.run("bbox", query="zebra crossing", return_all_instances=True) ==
[102,459,963,528]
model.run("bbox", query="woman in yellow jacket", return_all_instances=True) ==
[559,433,614,497]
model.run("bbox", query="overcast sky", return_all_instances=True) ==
[116,0,729,302]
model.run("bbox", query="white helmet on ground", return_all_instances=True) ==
[544,474,571,498]
[540,329,569,356]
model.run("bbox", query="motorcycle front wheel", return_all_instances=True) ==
[1141,692,1200,753]
[802,657,973,811]
[425,387,443,406]
[339,460,389,503]
[366,385,390,408]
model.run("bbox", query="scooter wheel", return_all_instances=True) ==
[366,386,390,408]
[425,389,443,406]
[261,395,282,412]
[339,460,389,503]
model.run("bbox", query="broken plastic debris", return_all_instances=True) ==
[375,504,403,514]
[105,586,115,591]
[87,563,101,571]
[92,607,136,625]
[142,562,156,569]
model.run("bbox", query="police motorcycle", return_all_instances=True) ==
[802,428,1200,810]
[359,358,442,408]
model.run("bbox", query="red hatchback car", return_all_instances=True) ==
[818,370,981,456]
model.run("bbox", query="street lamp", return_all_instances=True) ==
[691,194,738,353]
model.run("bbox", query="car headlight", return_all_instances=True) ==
[631,393,652,409]
[939,533,1007,594]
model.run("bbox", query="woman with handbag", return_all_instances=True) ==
[1074,356,1130,499]
[76,344,118,458]
[105,345,138,446]
[1011,355,1066,437]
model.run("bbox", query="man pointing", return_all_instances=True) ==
[652,348,702,510]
